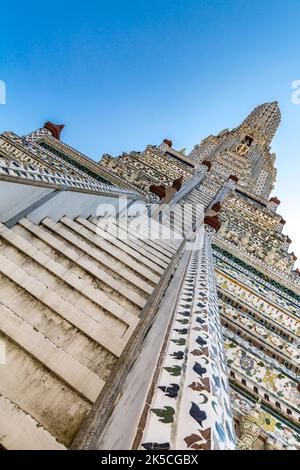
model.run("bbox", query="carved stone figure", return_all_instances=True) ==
[126,170,139,183]
[225,230,239,245]
[274,257,287,272]
[237,402,262,450]
[264,247,277,265]
[265,437,285,450]
[217,218,229,237]
[240,233,250,247]
[254,246,264,259]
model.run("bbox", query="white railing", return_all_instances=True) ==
[0,158,139,198]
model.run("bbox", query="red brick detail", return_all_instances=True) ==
[163,139,172,148]
[44,122,65,140]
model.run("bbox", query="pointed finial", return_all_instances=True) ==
[239,101,281,143]
[44,122,65,140]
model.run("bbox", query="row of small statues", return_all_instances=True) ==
[101,154,179,193]
[218,220,290,272]
[101,155,151,190]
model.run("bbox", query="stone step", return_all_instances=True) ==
[0,253,127,358]
[176,205,197,218]
[116,219,176,258]
[117,218,180,254]
[91,217,172,266]
[0,302,103,402]
[0,272,117,380]
[185,192,210,204]
[0,391,66,450]
[88,218,169,270]
[128,209,186,236]
[181,203,205,215]
[0,226,138,342]
[0,330,91,448]
[58,217,160,284]
[161,219,187,234]
[41,217,153,296]
[167,210,194,227]
[76,217,165,276]
[17,218,145,312]
[161,210,194,233]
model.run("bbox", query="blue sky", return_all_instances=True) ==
[0,0,300,265]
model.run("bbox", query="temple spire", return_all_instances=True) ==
[239,101,281,143]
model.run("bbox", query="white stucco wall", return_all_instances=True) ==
[0,180,141,224]
[0,181,54,223]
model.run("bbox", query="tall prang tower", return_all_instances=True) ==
[188,101,280,199]
[184,101,300,450]
[0,102,299,450]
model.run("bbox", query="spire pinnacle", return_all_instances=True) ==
[240,101,281,143]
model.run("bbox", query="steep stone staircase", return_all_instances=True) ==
[0,163,230,450]
[160,173,224,235]
[0,214,180,449]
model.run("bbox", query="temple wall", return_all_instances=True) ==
[0,181,54,222]
[95,249,190,450]
[0,179,144,226]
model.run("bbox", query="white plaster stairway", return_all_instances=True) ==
[0,163,233,451]
[160,173,226,235]
[0,214,180,450]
